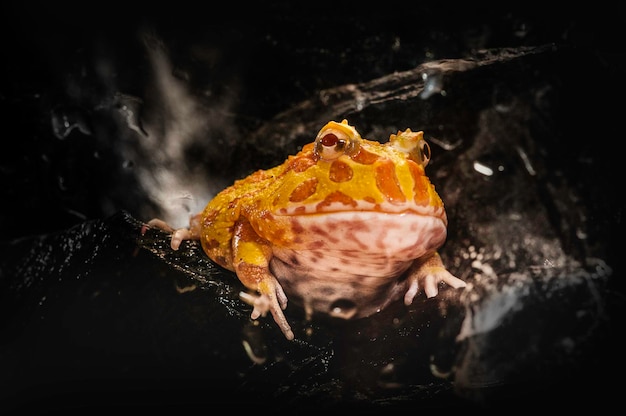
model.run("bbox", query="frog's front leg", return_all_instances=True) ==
[403,252,466,304]
[233,220,294,341]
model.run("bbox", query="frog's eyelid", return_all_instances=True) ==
[389,130,431,167]
[419,139,431,167]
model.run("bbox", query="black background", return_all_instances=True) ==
[2,2,623,239]
[1,2,624,412]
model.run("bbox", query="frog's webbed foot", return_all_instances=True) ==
[143,217,200,250]
[404,252,466,305]
[239,278,293,341]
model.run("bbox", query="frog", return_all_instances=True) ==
[145,119,466,340]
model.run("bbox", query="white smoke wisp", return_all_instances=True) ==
[131,34,237,228]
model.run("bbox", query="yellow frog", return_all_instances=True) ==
[146,120,466,340]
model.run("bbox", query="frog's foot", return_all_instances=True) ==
[403,253,466,305]
[143,218,198,251]
[239,279,293,340]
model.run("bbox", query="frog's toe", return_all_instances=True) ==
[442,273,467,289]
[404,280,419,305]
[424,269,467,298]
[170,228,192,250]
[274,281,288,310]
[270,308,294,340]
[423,274,439,298]
[144,218,192,250]
[239,291,270,317]
[145,218,176,233]
[239,291,294,340]
[404,267,466,303]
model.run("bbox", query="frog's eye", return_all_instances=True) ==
[390,129,431,167]
[314,130,358,161]
[415,138,431,167]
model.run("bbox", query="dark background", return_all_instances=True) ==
[1,2,624,412]
[2,3,623,239]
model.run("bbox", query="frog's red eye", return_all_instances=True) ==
[314,131,358,160]
[321,133,341,147]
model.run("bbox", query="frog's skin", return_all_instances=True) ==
[146,120,466,340]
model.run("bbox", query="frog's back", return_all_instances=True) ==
[197,163,289,268]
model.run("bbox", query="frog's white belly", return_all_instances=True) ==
[270,211,447,319]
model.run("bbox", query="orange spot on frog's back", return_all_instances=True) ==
[375,160,406,204]
[408,161,431,205]
[351,147,379,165]
[329,160,353,182]
[290,177,318,202]
[204,238,220,250]
[288,154,317,173]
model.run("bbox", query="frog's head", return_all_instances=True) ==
[268,119,446,222]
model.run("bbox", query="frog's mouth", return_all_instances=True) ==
[276,202,449,242]
[276,199,447,219]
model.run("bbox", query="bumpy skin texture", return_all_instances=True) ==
[147,120,466,340]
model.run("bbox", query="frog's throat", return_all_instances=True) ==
[269,210,449,320]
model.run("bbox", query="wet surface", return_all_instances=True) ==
[1,3,624,412]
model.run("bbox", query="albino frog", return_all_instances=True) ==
[146,120,466,340]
